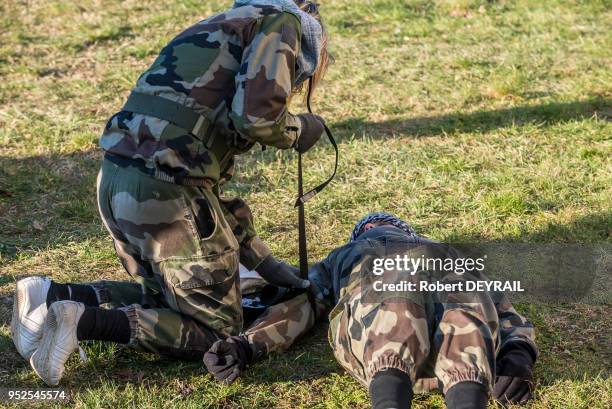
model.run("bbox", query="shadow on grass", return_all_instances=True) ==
[331,96,611,141]
[443,211,612,243]
[233,96,611,191]
[0,150,104,262]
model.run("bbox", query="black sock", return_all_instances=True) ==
[76,307,130,344]
[47,282,99,307]
[369,368,413,409]
[445,381,488,409]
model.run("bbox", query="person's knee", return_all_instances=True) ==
[366,302,432,368]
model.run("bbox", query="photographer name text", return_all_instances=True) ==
[372,280,524,292]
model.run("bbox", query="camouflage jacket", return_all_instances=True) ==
[100,4,304,183]
[308,225,539,358]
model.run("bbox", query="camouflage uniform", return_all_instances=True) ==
[96,4,309,348]
[100,4,304,183]
[308,226,539,394]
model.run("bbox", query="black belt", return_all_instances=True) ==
[104,153,213,187]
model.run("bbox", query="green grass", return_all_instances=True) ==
[0,0,610,407]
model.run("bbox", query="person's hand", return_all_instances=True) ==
[294,113,325,153]
[255,255,310,289]
[203,336,252,384]
[308,278,329,301]
[493,344,536,405]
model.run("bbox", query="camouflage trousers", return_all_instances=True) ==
[87,279,315,359]
[328,281,498,394]
[97,158,243,338]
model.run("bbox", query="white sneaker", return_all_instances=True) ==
[30,300,85,386]
[11,277,51,360]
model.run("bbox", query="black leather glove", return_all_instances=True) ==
[203,336,253,384]
[255,254,310,289]
[294,113,325,153]
[493,342,536,405]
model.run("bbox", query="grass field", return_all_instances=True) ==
[0,0,610,407]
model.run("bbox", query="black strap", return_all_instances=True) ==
[293,82,339,207]
[297,152,309,277]
[295,78,339,279]
[104,153,212,187]
[123,92,213,141]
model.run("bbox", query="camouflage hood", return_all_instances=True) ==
[233,0,323,85]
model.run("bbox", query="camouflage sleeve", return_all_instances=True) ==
[496,297,539,359]
[218,195,272,271]
[308,258,336,308]
[229,11,302,149]
[245,292,326,360]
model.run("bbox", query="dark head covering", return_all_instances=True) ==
[350,212,418,241]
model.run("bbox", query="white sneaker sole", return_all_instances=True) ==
[11,277,49,360]
[29,301,83,386]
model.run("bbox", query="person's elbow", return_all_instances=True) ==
[231,112,296,149]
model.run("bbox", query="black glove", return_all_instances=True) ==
[294,113,325,153]
[255,254,310,289]
[493,343,536,405]
[203,336,253,384]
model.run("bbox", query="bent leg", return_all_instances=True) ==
[433,304,496,394]
[54,279,221,359]
[89,280,154,309]
[97,159,243,337]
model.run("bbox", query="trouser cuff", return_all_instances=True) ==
[90,281,111,305]
[367,354,414,385]
[118,305,140,346]
[442,369,490,394]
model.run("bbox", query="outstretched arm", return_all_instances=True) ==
[218,195,310,289]
[493,297,538,405]
[246,292,327,359]
[203,291,326,383]
[203,250,337,383]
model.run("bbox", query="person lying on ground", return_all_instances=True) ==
[204,212,538,408]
